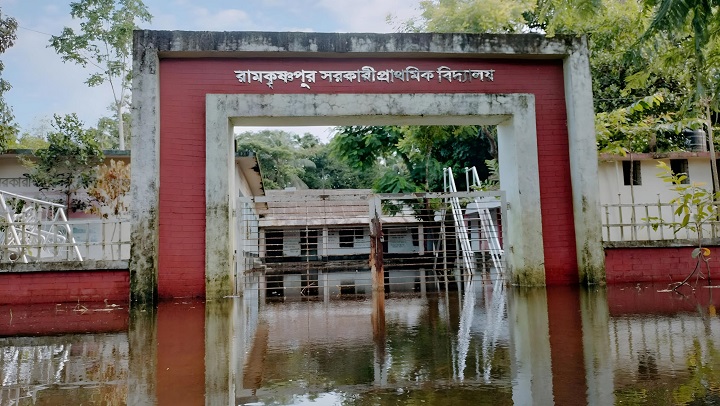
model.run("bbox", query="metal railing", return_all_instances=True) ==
[1,190,82,263]
[237,190,507,297]
[0,190,130,264]
[601,201,720,242]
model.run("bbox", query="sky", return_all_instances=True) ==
[2,0,422,142]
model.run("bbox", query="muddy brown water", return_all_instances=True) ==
[2,281,720,405]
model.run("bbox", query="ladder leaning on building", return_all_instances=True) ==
[443,167,504,276]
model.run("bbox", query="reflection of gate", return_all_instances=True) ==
[237,189,506,297]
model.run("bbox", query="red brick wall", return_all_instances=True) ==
[158,57,577,296]
[0,271,129,305]
[605,246,718,284]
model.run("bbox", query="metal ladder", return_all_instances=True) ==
[443,167,476,276]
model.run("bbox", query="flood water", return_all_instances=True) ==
[2,280,720,405]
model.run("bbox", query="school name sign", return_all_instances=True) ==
[233,65,495,90]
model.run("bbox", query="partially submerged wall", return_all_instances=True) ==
[605,245,717,284]
[131,31,603,302]
[0,264,128,305]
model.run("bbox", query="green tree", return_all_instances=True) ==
[595,93,693,154]
[399,0,603,35]
[0,8,17,153]
[647,161,719,289]
[235,130,316,190]
[24,114,105,211]
[9,132,50,150]
[9,117,53,150]
[331,125,494,193]
[638,0,720,190]
[49,0,151,150]
[401,0,700,148]
[297,141,377,190]
[88,111,131,149]
[399,0,538,33]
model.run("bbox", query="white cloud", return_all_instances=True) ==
[316,0,421,32]
[190,7,253,30]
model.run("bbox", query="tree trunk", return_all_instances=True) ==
[118,101,125,151]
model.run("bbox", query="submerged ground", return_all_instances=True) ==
[1,281,720,405]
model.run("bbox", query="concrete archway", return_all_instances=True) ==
[131,31,603,304]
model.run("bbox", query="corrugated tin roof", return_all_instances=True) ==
[256,189,421,228]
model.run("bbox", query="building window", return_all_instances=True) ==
[670,159,689,184]
[339,228,362,248]
[300,229,318,258]
[339,229,354,248]
[622,161,641,186]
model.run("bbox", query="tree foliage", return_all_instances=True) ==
[88,111,131,149]
[49,0,151,150]
[646,161,719,289]
[297,141,377,190]
[642,0,720,104]
[0,7,17,153]
[596,93,698,154]
[331,125,495,193]
[24,114,105,211]
[235,129,394,190]
[9,118,53,150]
[401,0,717,154]
[398,0,602,34]
[236,130,313,190]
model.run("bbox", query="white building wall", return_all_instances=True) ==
[385,227,419,254]
[327,228,369,256]
[598,155,715,241]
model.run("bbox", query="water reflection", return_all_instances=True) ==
[5,281,720,404]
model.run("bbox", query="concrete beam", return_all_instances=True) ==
[130,31,160,305]
[135,30,582,59]
[132,31,603,295]
[207,92,544,289]
[206,96,236,299]
[564,37,606,285]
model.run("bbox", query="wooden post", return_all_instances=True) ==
[369,196,384,293]
[369,196,386,347]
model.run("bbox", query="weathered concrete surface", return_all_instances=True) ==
[138,30,582,57]
[206,96,235,299]
[495,94,545,285]
[564,36,606,285]
[1,260,127,272]
[130,31,160,305]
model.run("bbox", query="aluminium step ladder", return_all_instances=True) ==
[443,167,476,276]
